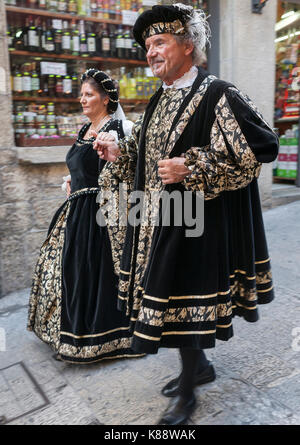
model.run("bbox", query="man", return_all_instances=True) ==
[93,4,278,425]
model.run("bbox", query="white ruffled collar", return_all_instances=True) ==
[162,66,198,90]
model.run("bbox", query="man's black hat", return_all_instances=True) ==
[133,4,192,50]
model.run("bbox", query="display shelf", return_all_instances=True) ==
[12,95,149,105]
[275,117,299,123]
[273,176,296,182]
[5,5,122,25]
[9,50,147,66]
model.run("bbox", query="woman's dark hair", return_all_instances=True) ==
[81,69,119,114]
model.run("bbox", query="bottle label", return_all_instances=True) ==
[116,37,125,48]
[45,41,55,52]
[58,1,67,11]
[22,76,31,91]
[13,77,22,92]
[63,78,72,94]
[88,37,96,52]
[62,35,71,50]
[31,77,40,91]
[72,36,80,52]
[125,38,132,49]
[28,30,38,48]
[101,37,110,52]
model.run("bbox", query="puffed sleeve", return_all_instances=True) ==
[183,87,279,200]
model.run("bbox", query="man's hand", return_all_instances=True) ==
[92,131,121,162]
[158,156,190,184]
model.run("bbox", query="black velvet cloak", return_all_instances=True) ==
[99,67,279,354]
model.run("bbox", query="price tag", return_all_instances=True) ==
[52,19,63,29]
[122,10,139,26]
[40,62,67,76]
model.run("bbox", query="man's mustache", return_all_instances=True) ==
[150,59,165,64]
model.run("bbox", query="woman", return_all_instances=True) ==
[27,68,142,364]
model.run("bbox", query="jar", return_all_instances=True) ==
[46,113,56,124]
[37,126,47,137]
[47,125,57,136]
[36,114,46,123]
[47,102,55,112]
[24,114,35,124]
[15,113,24,124]
[26,127,36,137]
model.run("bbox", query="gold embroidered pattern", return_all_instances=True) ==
[183,92,262,199]
[142,19,185,41]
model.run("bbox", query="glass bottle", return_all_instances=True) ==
[87,24,97,56]
[31,63,40,97]
[101,23,110,58]
[62,21,71,54]
[55,75,64,97]
[68,0,77,14]
[71,19,80,56]
[54,26,63,55]
[79,20,88,57]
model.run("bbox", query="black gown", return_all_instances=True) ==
[27,119,144,363]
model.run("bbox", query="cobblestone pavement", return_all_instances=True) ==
[0,201,300,426]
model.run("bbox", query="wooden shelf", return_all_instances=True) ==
[9,49,147,66]
[5,5,123,24]
[12,95,149,105]
[275,117,299,123]
[273,176,296,182]
[13,95,79,103]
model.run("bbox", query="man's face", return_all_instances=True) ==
[145,33,193,85]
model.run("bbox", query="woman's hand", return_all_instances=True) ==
[92,131,121,162]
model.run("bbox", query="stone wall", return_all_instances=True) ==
[0,1,68,297]
[219,0,277,208]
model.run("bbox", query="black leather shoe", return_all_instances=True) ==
[157,395,196,425]
[161,363,216,398]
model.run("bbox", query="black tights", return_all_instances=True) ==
[177,348,208,399]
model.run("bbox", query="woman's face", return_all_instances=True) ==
[80,82,109,118]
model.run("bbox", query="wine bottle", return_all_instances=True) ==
[62,21,71,54]
[31,63,40,97]
[54,25,63,55]
[79,20,88,57]
[71,20,80,56]
[13,66,23,95]
[45,20,55,53]
[109,25,116,58]
[87,24,96,56]
[101,23,110,58]
[116,25,125,59]
[63,74,72,97]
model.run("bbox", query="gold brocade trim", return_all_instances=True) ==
[257,285,274,293]
[161,330,216,336]
[144,294,169,303]
[142,19,185,40]
[216,323,232,328]
[58,353,144,365]
[60,326,131,339]
[255,258,270,264]
[58,337,139,360]
[235,301,257,310]
[134,331,161,341]
[120,269,131,275]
